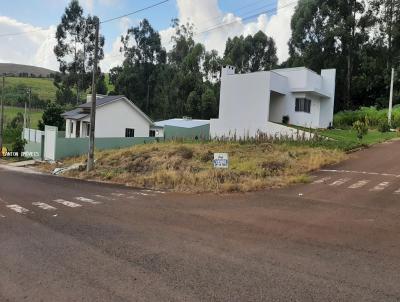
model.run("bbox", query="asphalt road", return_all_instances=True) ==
[1,141,400,301]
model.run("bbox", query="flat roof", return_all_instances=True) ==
[154,118,210,129]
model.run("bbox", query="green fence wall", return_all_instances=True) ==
[24,141,42,159]
[55,137,157,160]
[164,124,210,140]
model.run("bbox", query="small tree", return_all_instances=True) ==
[353,120,368,140]
[38,103,65,131]
[12,137,27,157]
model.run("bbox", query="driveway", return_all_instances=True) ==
[1,141,400,301]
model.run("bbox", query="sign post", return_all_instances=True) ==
[213,153,229,169]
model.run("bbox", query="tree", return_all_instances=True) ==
[111,18,220,121]
[54,0,105,104]
[288,0,374,110]
[201,87,217,118]
[203,49,223,81]
[223,31,278,73]
[119,19,166,113]
[9,112,24,129]
[96,73,108,95]
[38,103,65,131]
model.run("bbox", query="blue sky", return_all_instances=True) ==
[0,0,295,71]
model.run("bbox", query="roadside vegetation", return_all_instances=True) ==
[38,139,345,193]
[318,129,397,151]
[4,106,43,129]
[334,106,400,129]
[2,106,43,150]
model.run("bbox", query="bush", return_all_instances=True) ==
[378,120,391,133]
[334,106,400,129]
[12,137,27,157]
[353,120,368,140]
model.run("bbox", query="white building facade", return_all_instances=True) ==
[62,95,163,138]
[210,66,336,138]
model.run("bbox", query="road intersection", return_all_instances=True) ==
[1,140,400,301]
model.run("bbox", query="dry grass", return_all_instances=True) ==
[38,141,346,193]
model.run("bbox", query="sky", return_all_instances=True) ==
[0,0,298,72]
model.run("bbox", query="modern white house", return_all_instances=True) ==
[62,95,163,138]
[210,66,336,138]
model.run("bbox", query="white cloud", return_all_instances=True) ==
[0,16,58,71]
[79,0,119,13]
[79,0,94,13]
[160,0,298,63]
[0,1,298,73]
[100,17,134,72]
[100,35,124,72]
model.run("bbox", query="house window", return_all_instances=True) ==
[125,128,135,137]
[295,98,311,113]
[149,130,156,137]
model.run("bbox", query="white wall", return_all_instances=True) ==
[211,70,271,138]
[319,69,336,127]
[268,92,286,123]
[80,99,151,138]
[65,120,77,138]
[284,92,321,128]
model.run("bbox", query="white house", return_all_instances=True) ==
[210,66,336,138]
[62,95,163,138]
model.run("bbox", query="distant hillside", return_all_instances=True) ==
[4,77,57,102]
[0,63,57,77]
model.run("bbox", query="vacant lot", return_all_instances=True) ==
[40,141,345,193]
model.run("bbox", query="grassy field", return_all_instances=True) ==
[39,141,345,193]
[317,129,398,150]
[3,106,43,129]
[4,77,57,101]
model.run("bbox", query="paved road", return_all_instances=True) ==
[1,141,400,301]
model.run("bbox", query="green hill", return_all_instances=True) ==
[0,63,56,77]
[3,77,57,102]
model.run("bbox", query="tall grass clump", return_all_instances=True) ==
[334,106,400,129]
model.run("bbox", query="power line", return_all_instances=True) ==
[198,1,297,36]
[100,0,170,24]
[0,28,48,38]
[0,0,170,38]
[194,0,275,31]
[104,0,297,61]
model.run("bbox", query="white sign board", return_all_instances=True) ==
[213,153,229,169]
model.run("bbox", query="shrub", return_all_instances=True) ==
[12,137,27,157]
[334,106,400,129]
[378,120,391,133]
[353,120,368,140]
[282,115,290,124]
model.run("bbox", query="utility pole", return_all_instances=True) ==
[28,88,31,128]
[388,68,395,126]
[27,87,31,140]
[0,76,4,156]
[23,101,27,129]
[87,17,99,172]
